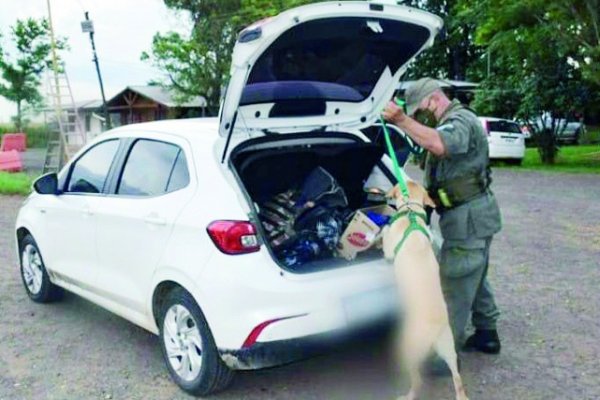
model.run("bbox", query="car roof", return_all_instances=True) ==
[478,116,518,123]
[101,118,220,144]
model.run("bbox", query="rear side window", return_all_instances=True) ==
[117,139,190,196]
[67,139,120,194]
[166,151,190,193]
[488,120,521,134]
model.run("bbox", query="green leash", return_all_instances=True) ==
[380,98,410,199]
[380,99,431,256]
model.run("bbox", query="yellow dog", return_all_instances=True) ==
[382,181,469,400]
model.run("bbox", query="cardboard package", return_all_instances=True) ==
[337,205,395,260]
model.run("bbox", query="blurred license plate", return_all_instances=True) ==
[344,286,398,326]
[502,136,517,143]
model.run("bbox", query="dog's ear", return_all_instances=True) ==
[409,180,436,208]
[386,185,401,200]
[406,180,419,195]
[423,190,436,208]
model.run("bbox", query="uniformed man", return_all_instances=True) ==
[382,78,503,365]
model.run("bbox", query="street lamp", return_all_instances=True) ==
[81,12,111,129]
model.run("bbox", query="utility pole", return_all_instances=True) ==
[81,12,111,129]
[46,0,66,165]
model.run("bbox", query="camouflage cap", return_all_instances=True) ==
[404,78,442,116]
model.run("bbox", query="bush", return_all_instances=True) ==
[580,126,600,145]
[0,123,49,148]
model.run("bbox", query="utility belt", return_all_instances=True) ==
[429,175,490,211]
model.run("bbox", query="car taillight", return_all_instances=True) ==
[207,220,260,255]
[483,120,490,136]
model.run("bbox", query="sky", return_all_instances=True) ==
[0,0,192,122]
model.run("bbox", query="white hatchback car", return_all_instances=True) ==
[479,117,526,165]
[15,2,442,396]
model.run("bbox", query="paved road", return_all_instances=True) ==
[1,168,599,400]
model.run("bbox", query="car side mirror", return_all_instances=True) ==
[33,173,60,195]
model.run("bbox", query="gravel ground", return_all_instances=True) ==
[1,168,599,400]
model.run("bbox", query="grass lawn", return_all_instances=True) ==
[0,172,34,195]
[495,144,600,174]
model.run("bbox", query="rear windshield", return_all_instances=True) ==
[488,120,521,133]
[242,17,431,105]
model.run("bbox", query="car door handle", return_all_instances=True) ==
[82,206,94,217]
[144,214,166,226]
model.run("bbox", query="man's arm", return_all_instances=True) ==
[382,101,446,157]
[395,117,446,156]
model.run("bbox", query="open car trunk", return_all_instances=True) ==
[230,132,396,273]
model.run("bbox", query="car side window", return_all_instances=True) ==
[66,139,120,194]
[117,139,190,196]
[166,150,190,193]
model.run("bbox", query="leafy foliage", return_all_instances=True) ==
[403,0,485,81]
[465,0,598,163]
[0,18,66,131]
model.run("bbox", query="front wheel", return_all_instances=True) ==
[19,234,64,303]
[159,288,234,396]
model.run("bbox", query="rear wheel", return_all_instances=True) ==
[19,234,64,303]
[506,158,523,166]
[159,288,234,396]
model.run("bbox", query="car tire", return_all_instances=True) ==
[19,234,64,303]
[505,158,523,166]
[159,287,234,396]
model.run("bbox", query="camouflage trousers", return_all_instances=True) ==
[439,236,500,346]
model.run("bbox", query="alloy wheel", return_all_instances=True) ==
[21,244,43,295]
[163,304,204,381]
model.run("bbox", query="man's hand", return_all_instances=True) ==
[380,99,447,157]
[382,100,407,126]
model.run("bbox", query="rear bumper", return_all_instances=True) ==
[218,318,395,370]
[489,142,525,159]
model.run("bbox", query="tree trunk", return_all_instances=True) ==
[536,128,559,164]
[15,100,22,132]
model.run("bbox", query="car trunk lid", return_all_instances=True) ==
[219,2,442,140]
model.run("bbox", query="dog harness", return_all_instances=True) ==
[379,100,431,256]
[388,206,431,257]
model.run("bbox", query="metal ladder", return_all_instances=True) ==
[43,69,87,174]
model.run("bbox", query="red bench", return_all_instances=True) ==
[0,150,24,172]
[0,133,27,152]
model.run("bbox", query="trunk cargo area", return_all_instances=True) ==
[230,133,394,273]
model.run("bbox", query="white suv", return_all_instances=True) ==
[479,117,526,165]
[14,2,441,396]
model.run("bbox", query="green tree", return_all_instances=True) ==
[402,0,485,81]
[466,0,596,164]
[0,18,65,131]
[142,0,319,114]
[546,0,600,85]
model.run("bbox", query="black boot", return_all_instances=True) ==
[463,329,501,354]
